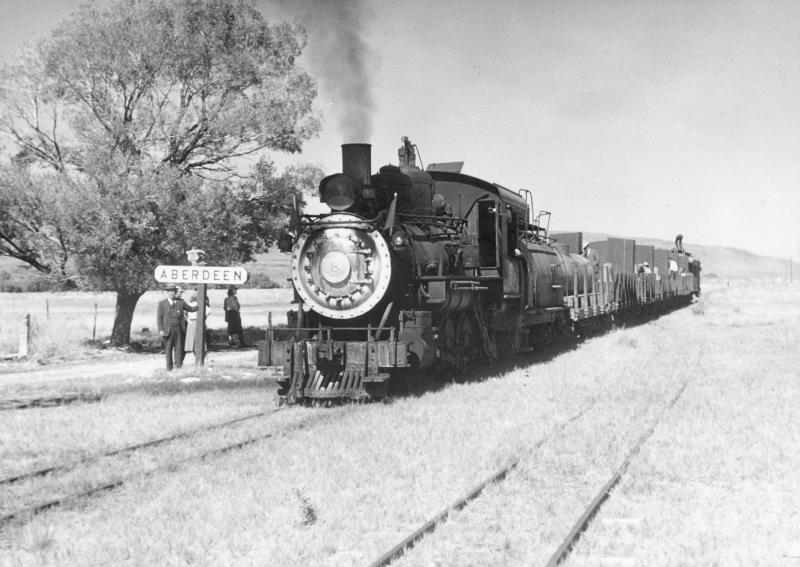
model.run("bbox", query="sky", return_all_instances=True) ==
[1,0,799,259]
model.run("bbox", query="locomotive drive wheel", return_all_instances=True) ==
[441,315,457,354]
[455,312,476,370]
[439,313,475,370]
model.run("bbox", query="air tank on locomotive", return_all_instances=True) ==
[519,239,596,309]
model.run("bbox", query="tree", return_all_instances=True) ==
[0,0,322,344]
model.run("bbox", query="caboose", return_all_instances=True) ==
[258,138,700,402]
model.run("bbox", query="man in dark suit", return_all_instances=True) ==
[157,285,196,370]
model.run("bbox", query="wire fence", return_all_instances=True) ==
[0,289,294,359]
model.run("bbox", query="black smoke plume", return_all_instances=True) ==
[260,0,375,142]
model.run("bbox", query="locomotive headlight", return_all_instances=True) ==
[319,251,351,284]
[291,213,392,320]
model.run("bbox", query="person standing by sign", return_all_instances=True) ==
[224,286,245,347]
[157,285,196,370]
[184,290,211,362]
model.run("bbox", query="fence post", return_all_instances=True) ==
[18,314,30,358]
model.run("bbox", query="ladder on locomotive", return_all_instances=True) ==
[517,188,551,243]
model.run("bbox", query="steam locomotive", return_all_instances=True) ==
[259,137,701,402]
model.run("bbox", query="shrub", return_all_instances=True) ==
[0,269,60,293]
[241,272,285,289]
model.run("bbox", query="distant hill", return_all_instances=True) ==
[1,236,798,291]
[249,236,800,283]
[568,232,798,281]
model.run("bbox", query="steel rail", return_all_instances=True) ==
[0,393,103,411]
[544,380,689,567]
[0,409,330,529]
[0,407,285,486]
[368,404,594,567]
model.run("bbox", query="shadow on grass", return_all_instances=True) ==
[73,300,693,407]
[397,338,583,400]
[83,327,266,355]
[396,300,694,401]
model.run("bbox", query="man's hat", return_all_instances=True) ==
[164,284,178,291]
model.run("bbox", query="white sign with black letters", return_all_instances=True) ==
[154,265,249,285]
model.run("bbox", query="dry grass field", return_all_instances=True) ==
[0,280,798,565]
[0,288,293,360]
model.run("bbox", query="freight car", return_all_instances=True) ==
[258,138,701,402]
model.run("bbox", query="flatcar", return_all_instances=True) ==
[258,137,700,402]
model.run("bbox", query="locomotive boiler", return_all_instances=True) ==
[259,137,700,402]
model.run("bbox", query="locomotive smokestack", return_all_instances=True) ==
[342,143,371,185]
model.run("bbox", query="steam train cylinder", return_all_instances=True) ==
[398,310,437,369]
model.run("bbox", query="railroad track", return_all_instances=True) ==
[0,405,341,529]
[544,380,690,566]
[367,404,595,567]
[0,392,103,411]
[367,377,693,566]
[0,360,517,531]
[544,348,704,565]
[0,407,284,487]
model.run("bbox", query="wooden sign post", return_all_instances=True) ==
[185,249,208,366]
[155,252,249,367]
[194,283,207,366]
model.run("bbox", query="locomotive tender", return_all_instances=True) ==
[258,137,701,402]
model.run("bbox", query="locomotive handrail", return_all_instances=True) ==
[518,231,554,245]
[301,211,383,222]
[299,210,387,227]
[397,213,468,225]
[402,231,465,243]
[299,219,377,230]
[462,192,491,221]
[450,280,490,291]
[397,218,467,240]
